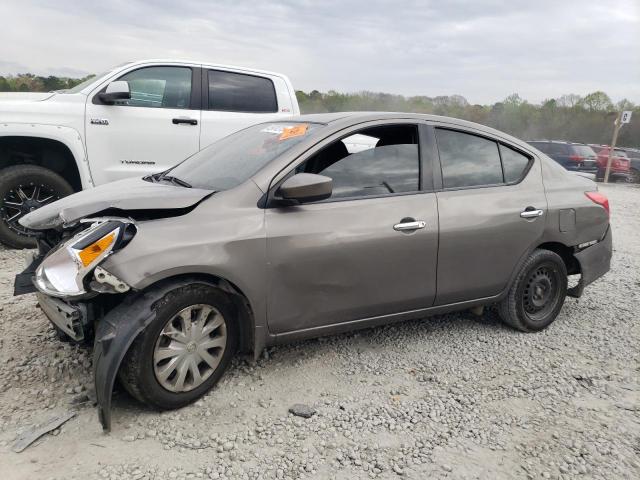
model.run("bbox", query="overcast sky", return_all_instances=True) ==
[1,0,638,104]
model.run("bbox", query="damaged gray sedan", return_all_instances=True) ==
[14,113,612,431]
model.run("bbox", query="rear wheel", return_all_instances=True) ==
[0,165,74,248]
[498,249,567,332]
[118,284,238,410]
[630,168,640,184]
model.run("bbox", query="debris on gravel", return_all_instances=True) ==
[288,404,317,418]
[0,184,638,479]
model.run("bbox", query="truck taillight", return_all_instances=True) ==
[569,155,584,162]
[585,192,610,216]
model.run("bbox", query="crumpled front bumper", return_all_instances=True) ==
[36,292,89,342]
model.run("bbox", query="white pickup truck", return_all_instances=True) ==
[0,59,299,248]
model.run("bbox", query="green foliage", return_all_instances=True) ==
[0,73,94,93]
[0,72,637,146]
[296,90,640,147]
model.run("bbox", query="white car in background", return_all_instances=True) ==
[0,59,299,247]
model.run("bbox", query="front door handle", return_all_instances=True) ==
[520,207,544,218]
[172,117,198,126]
[393,220,426,232]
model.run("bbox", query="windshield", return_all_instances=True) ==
[64,72,107,93]
[167,122,323,191]
[64,62,133,93]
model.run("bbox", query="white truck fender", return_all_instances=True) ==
[0,123,95,189]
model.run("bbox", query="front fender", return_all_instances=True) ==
[94,280,187,432]
[0,123,94,188]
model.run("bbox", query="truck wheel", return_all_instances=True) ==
[118,284,238,410]
[630,168,640,184]
[0,165,74,249]
[498,249,567,332]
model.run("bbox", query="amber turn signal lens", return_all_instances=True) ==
[77,232,116,267]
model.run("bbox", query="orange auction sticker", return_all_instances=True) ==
[279,124,308,140]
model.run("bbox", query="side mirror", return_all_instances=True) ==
[98,81,131,104]
[277,173,333,203]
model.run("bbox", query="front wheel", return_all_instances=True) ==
[118,284,238,410]
[498,249,568,332]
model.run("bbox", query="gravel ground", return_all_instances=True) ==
[0,183,638,480]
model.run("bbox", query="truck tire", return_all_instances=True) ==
[118,284,238,410]
[0,165,74,249]
[498,249,568,332]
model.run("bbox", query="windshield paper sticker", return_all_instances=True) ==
[279,124,308,140]
[261,125,285,134]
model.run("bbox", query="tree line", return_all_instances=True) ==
[0,73,92,93]
[1,73,637,147]
[297,90,639,147]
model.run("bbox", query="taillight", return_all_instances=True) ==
[569,155,584,162]
[585,191,610,216]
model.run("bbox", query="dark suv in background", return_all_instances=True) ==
[619,147,640,183]
[527,141,598,173]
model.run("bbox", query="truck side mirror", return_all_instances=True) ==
[98,81,131,104]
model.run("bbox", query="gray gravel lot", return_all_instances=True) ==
[0,183,638,480]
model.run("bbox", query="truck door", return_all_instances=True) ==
[85,65,201,186]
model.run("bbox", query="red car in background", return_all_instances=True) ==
[590,145,631,182]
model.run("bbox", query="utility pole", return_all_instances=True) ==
[603,112,622,184]
[603,110,633,183]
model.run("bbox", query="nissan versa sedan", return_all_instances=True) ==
[14,113,612,431]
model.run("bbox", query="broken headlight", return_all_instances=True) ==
[34,220,134,297]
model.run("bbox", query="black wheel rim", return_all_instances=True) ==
[1,183,60,237]
[522,263,562,322]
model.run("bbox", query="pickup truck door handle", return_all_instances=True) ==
[520,207,544,218]
[393,220,426,232]
[172,117,198,126]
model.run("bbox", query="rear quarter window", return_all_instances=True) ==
[499,145,531,183]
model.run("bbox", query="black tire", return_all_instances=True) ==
[0,165,74,249]
[630,168,640,184]
[498,249,568,332]
[118,284,238,410]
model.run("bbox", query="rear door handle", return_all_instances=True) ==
[520,208,544,218]
[172,117,198,126]
[393,220,426,232]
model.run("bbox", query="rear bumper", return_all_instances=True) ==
[569,227,612,297]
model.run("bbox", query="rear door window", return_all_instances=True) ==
[572,145,597,157]
[435,129,503,188]
[207,70,278,113]
[529,142,549,153]
[547,143,566,155]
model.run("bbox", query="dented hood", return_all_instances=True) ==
[20,177,214,230]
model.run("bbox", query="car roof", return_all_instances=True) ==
[284,111,520,137]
